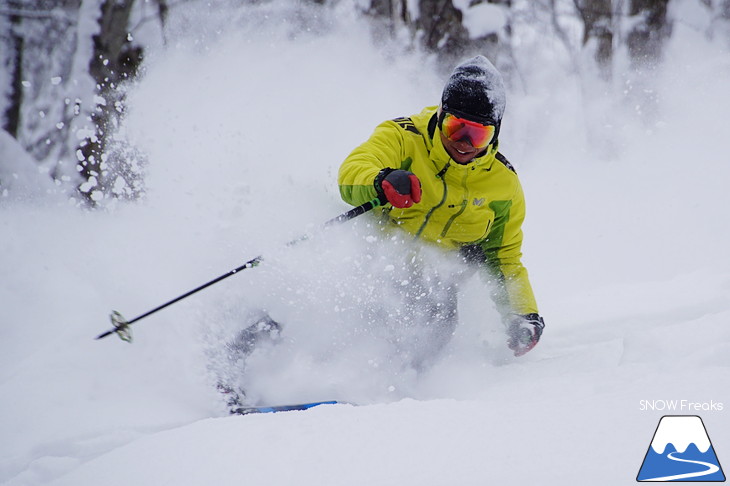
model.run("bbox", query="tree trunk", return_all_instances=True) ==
[1,1,26,138]
[78,0,142,203]
[574,0,614,81]
[417,0,465,56]
[419,0,513,72]
[626,0,671,70]
[366,0,512,74]
[366,0,411,46]
[368,0,408,22]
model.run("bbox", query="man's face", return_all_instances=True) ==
[438,111,495,164]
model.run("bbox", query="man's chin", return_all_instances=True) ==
[452,152,476,164]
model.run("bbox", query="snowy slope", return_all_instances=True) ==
[2,4,729,486]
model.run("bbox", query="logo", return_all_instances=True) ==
[392,117,420,135]
[639,400,724,412]
[473,198,485,206]
[637,415,725,482]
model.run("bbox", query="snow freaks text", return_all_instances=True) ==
[639,400,724,412]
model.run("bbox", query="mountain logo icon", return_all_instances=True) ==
[637,415,726,482]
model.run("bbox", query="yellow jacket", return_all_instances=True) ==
[338,106,538,316]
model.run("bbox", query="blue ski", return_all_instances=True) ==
[231,400,343,415]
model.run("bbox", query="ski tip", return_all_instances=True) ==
[230,400,347,416]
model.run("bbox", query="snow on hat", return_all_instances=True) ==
[441,55,506,125]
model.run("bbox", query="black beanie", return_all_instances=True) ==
[441,55,506,125]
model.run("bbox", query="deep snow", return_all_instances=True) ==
[2,3,730,485]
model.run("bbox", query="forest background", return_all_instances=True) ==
[2,0,729,202]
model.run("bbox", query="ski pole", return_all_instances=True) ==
[95,197,384,342]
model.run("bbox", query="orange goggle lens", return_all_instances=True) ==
[441,113,496,149]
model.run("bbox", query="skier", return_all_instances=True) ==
[338,55,545,358]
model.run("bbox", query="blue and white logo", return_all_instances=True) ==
[637,415,725,482]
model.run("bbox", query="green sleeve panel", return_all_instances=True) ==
[338,184,379,206]
[338,121,407,206]
[479,181,538,316]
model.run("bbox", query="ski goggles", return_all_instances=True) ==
[440,112,496,149]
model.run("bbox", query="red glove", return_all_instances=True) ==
[506,313,545,356]
[375,169,422,208]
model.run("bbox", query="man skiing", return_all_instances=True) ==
[338,55,544,358]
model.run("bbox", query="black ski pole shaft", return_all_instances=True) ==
[323,196,384,227]
[94,256,261,341]
[95,197,383,341]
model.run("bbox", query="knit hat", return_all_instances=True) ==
[441,55,506,125]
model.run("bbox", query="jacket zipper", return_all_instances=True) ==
[440,167,470,237]
[415,162,450,239]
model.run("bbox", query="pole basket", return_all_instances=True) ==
[110,310,133,343]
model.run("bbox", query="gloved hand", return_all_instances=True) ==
[505,313,545,357]
[374,168,422,208]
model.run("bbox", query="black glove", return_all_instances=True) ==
[505,313,545,357]
[374,168,422,208]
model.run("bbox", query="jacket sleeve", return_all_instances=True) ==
[478,178,539,316]
[338,121,406,206]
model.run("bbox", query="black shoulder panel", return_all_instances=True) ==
[427,112,438,139]
[495,152,516,173]
[392,117,420,135]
